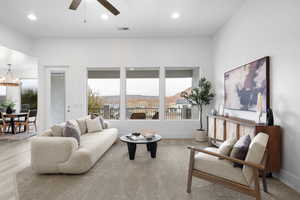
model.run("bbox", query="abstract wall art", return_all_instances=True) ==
[224,57,270,112]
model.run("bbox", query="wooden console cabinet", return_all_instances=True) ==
[207,115,281,173]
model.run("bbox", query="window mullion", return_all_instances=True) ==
[120,67,126,120]
[159,67,165,120]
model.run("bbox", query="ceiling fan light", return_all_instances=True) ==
[171,12,180,19]
[27,13,37,21]
[101,14,109,20]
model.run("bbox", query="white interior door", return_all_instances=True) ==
[45,67,71,127]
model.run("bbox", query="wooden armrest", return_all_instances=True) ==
[187,146,265,170]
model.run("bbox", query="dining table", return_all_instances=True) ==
[3,113,28,134]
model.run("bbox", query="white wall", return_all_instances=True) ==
[213,0,300,192]
[0,24,33,55]
[33,37,213,138]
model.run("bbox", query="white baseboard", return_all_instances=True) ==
[277,169,300,193]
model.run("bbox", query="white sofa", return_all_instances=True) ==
[31,118,118,174]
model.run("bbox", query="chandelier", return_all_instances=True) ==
[0,64,20,87]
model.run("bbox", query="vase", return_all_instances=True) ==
[194,130,208,142]
[6,106,13,114]
[267,108,274,126]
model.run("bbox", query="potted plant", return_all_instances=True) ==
[181,77,215,142]
[0,100,16,114]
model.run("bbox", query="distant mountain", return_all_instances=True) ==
[101,87,191,106]
[166,87,191,105]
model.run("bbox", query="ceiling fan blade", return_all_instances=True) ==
[97,0,120,16]
[69,0,82,10]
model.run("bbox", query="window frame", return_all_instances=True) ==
[164,68,200,121]
[125,67,160,121]
[86,66,201,122]
[86,67,121,121]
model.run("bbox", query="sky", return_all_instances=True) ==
[88,78,192,96]
[22,79,38,90]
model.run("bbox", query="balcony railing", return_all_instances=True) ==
[89,106,193,120]
[89,107,120,120]
[165,107,192,120]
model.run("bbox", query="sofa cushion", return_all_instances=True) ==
[99,116,105,129]
[86,117,103,133]
[218,137,237,157]
[243,133,269,185]
[103,121,111,129]
[230,135,251,168]
[41,129,53,136]
[76,116,90,135]
[80,128,118,163]
[51,122,66,137]
[63,121,81,146]
[194,147,248,186]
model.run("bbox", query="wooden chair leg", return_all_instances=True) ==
[187,149,195,193]
[254,169,261,200]
[262,170,268,193]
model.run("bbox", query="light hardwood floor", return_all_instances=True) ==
[0,140,31,200]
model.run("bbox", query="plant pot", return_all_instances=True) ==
[193,129,208,142]
[6,106,13,114]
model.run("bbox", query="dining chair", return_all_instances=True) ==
[0,112,11,134]
[28,110,37,131]
[15,113,30,133]
[0,113,3,135]
[20,104,30,113]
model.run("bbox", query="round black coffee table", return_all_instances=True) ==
[120,134,162,160]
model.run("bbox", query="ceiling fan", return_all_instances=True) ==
[69,0,120,16]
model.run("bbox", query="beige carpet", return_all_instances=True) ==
[16,140,299,200]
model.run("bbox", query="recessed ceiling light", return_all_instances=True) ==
[129,67,135,71]
[171,12,180,19]
[101,14,109,20]
[27,13,37,21]
[117,27,130,31]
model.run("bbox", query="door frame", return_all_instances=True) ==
[45,66,69,128]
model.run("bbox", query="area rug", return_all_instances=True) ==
[16,140,276,200]
[0,131,37,141]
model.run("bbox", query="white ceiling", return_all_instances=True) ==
[0,0,244,38]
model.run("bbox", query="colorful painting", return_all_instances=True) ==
[224,57,270,112]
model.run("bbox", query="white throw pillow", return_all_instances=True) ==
[51,122,66,137]
[243,133,269,184]
[218,137,237,156]
[76,116,90,135]
[86,117,103,133]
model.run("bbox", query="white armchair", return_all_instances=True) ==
[187,133,269,200]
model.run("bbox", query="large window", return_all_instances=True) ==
[126,68,159,120]
[21,79,38,111]
[86,67,200,121]
[88,69,120,120]
[165,69,199,120]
